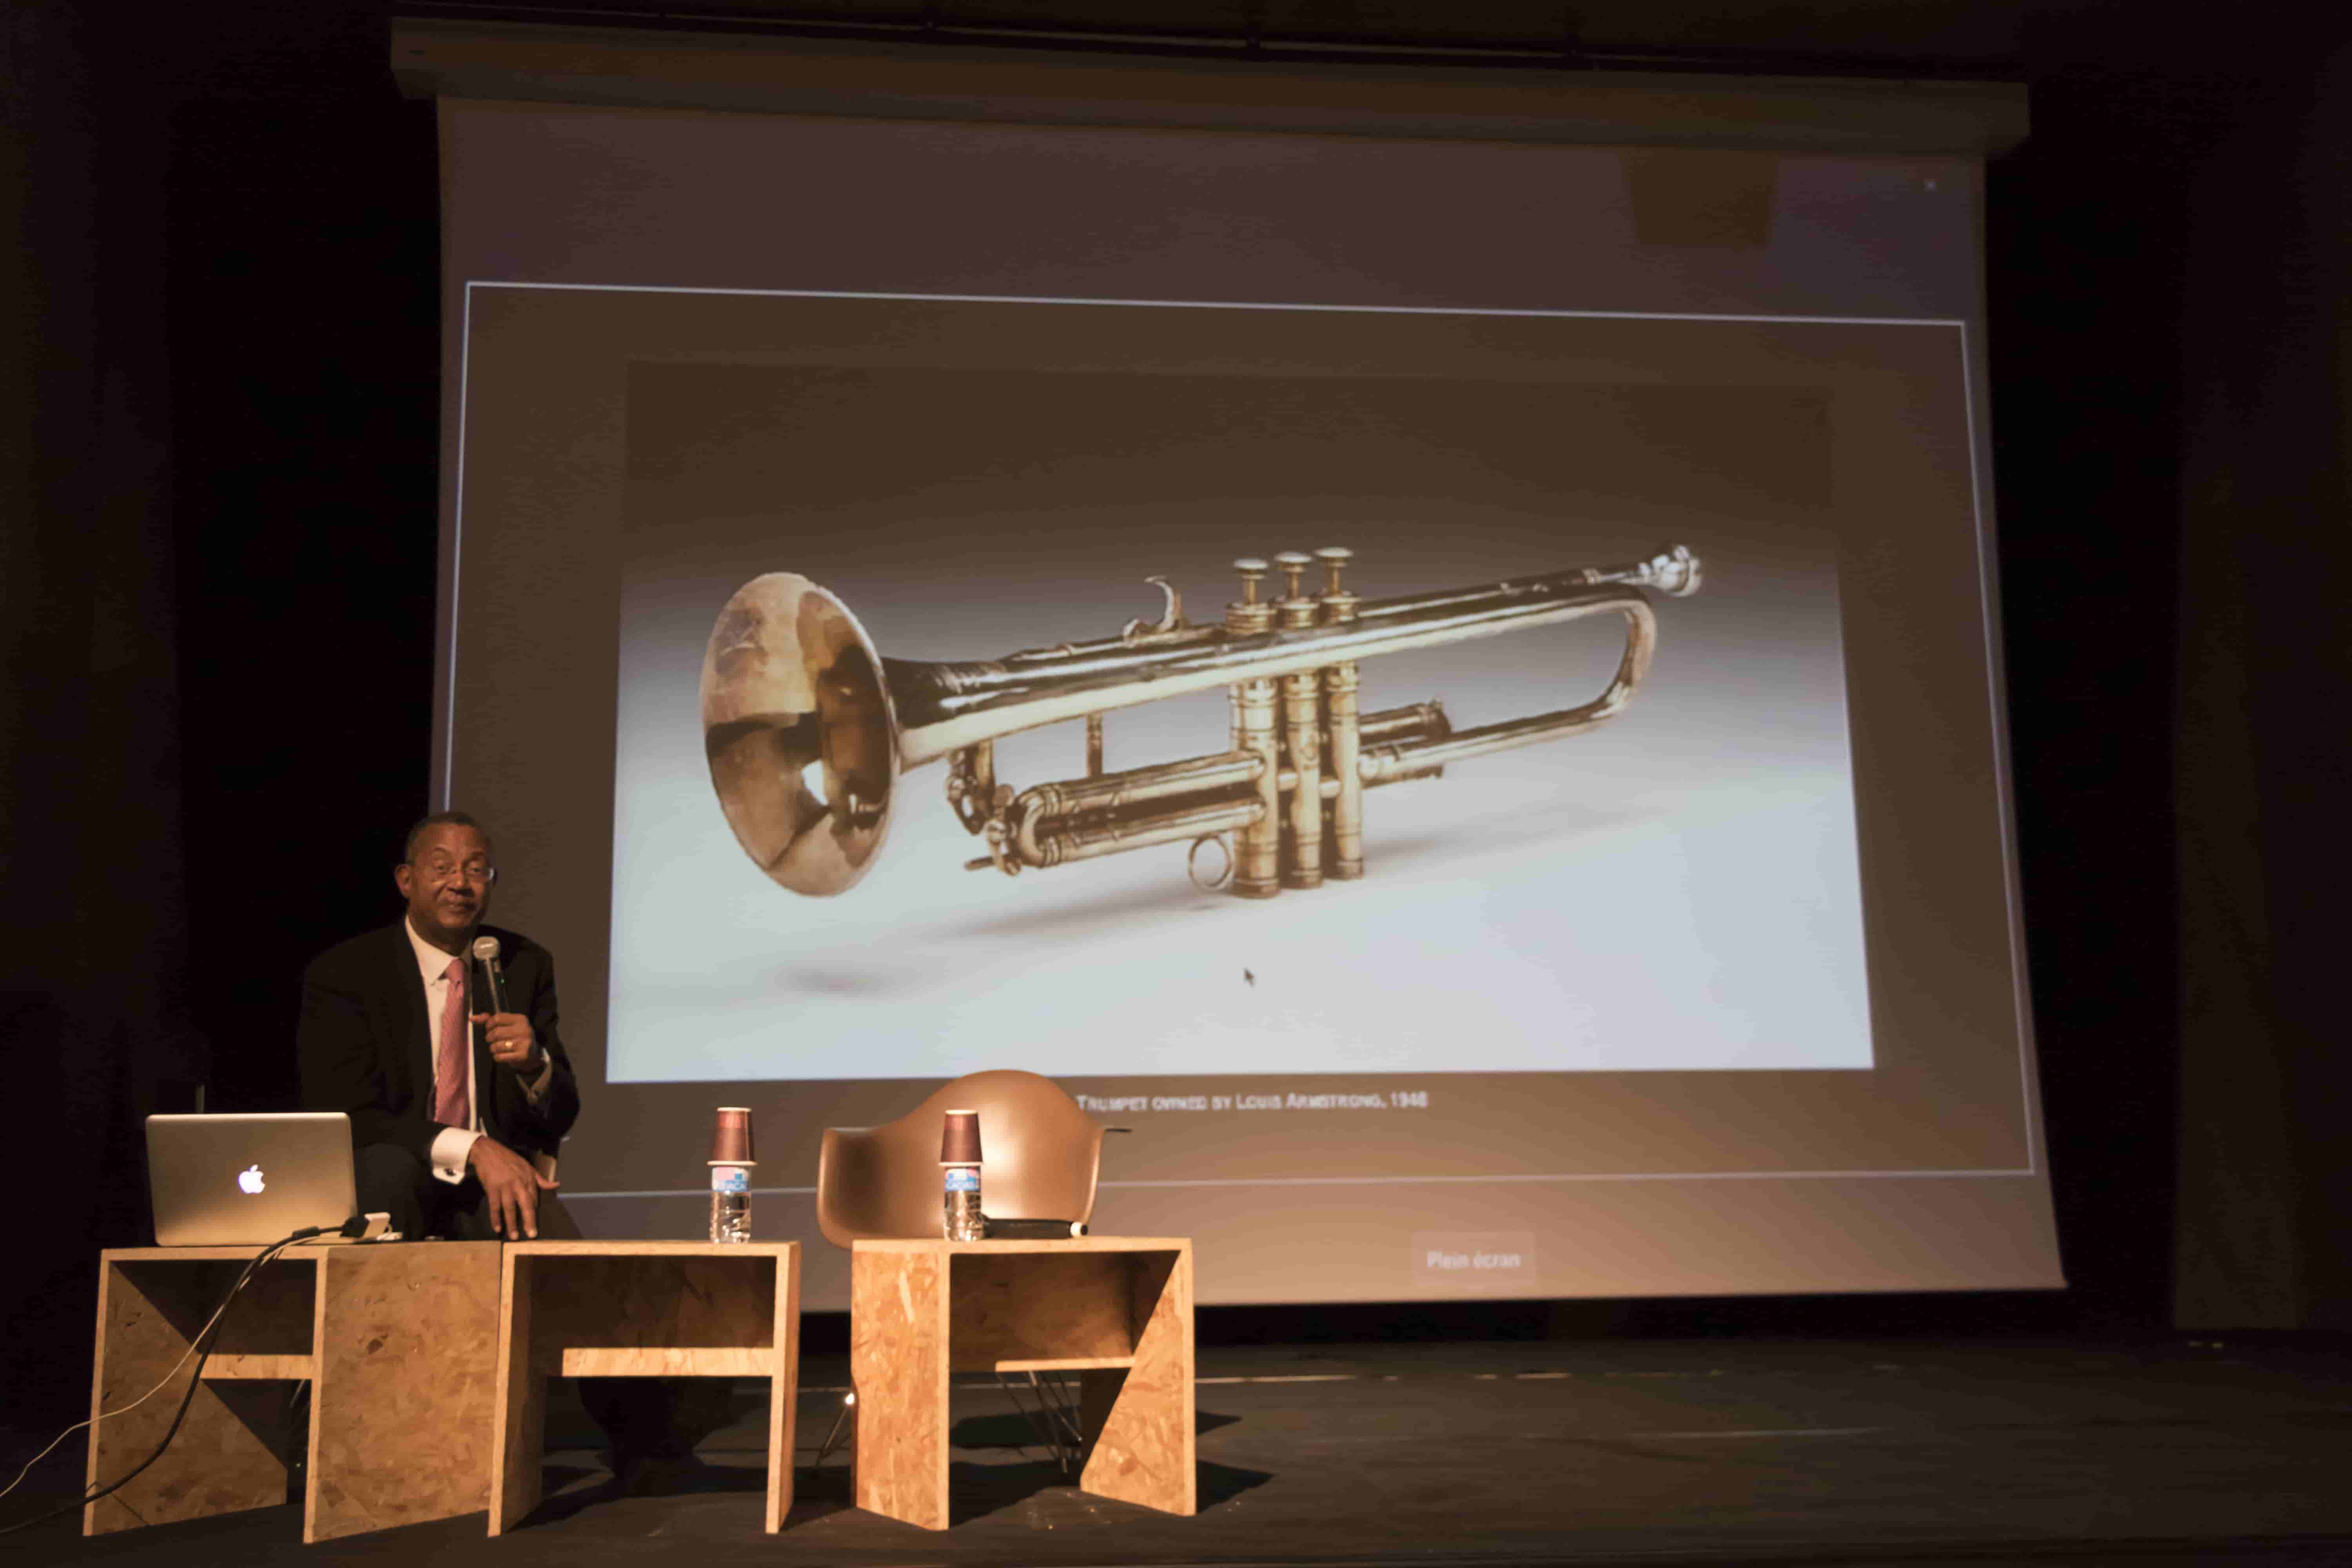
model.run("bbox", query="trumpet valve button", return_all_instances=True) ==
[1274,550,1313,599]
[1314,545,1356,602]
[1232,558,1269,604]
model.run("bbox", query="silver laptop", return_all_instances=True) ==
[147,1112,359,1246]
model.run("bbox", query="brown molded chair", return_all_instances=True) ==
[814,1069,1114,1247]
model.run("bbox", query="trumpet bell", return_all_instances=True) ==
[700,573,900,896]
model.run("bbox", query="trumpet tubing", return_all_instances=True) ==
[700,543,1700,898]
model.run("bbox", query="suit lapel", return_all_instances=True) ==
[388,920,435,1118]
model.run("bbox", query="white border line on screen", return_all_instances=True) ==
[443,280,2036,1192]
[1955,319,2041,1179]
[441,283,477,807]
[563,1162,2039,1202]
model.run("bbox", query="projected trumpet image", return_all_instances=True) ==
[699,544,1702,902]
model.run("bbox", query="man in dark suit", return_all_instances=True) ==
[295,811,720,1482]
[297,810,579,1240]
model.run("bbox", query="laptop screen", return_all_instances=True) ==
[146,1113,357,1247]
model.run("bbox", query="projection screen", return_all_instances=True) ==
[408,27,2060,1308]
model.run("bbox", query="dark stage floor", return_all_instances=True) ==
[7,1337,2352,1566]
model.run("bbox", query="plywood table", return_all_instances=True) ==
[851,1236,1194,1530]
[85,1241,501,1543]
[488,1240,801,1534]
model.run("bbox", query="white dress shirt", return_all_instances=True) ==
[404,917,553,1184]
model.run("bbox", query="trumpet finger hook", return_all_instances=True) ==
[1123,576,1185,640]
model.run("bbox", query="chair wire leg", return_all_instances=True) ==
[811,1392,856,1468]
[996,1371,1083,1475]
[1036,1370,1084,1457]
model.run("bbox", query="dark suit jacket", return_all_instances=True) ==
[297,920,581,1166]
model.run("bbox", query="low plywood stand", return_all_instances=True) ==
[851,1236,1195,1530]
[85,1242,502,1543]
[488,1240,802,1534]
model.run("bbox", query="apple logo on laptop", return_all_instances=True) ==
[238,1164,266,1195]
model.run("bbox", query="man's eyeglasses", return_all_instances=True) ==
[413,860,498,886]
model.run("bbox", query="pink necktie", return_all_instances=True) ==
[433,957,471,1129]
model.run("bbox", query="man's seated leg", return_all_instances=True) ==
[577,1378,736,1490]
[352,1142,436,1241]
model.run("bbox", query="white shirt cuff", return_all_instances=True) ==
[429,1125,481,1185]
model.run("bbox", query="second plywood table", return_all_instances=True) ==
[489,1240,800,1534]
[850,1236,1194,1530]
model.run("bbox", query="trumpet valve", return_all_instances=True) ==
[1270,552,1325,888]
[1226,558,1274,634]
[1314,545,1359,622]
[1274,550,1318,631]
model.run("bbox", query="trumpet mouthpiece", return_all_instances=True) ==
[1647,544,1702,597]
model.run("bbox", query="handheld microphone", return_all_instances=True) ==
[471,935,508,1015]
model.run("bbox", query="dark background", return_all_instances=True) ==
[4,0,2348,1425]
